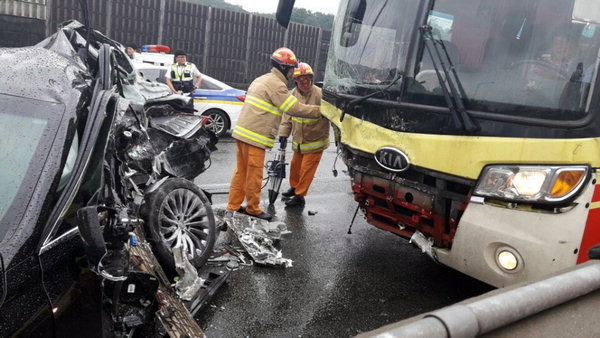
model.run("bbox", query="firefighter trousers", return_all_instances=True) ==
[289,150,323,197]
[227,140,266,215]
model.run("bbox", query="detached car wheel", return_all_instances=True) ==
[202,109,230,137]
[143,178,216,274]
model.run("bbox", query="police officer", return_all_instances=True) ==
[279,62,330,207]
[226,48,322,221]
[165,50,202,94]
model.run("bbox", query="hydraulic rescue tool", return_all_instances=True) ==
[267,136,288,204]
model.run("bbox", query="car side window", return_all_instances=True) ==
[200,78,222,90]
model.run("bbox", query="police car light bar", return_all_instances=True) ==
[141,45,171,53]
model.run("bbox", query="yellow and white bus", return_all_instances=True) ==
[280,0,600,287]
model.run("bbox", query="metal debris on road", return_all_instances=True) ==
[214,208,293,268]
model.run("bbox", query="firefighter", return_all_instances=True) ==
[226,48,322,221]
[165,50,202,94]
[278,62,329,207]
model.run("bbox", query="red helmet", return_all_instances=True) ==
[271,47,298,67]
[293,62,314,79]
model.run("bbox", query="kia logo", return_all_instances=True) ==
[374,147,410,172]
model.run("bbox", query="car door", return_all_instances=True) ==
[35,91,120,337]
[193,77,224,114]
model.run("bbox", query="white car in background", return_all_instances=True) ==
[134,50,245,137]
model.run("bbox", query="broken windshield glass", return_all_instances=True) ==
[324,0,421,91]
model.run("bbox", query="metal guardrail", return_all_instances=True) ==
[371,261,600,338]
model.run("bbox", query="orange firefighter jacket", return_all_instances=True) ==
[278,86,330,154]
[232,68,321,149]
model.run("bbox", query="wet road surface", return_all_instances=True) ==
[194,137,493,337]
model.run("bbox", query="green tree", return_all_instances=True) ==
[290,7,334,30]
[183,0,247,13]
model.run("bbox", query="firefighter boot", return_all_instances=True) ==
[247,211,273,221]
[285,195,305,208]
[281,187,296,198]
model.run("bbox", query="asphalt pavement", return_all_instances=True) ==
[194,136,493,338]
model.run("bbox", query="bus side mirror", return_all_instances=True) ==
[276,0,296,29]
[589,244,600,260]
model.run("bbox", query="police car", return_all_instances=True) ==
[134,45,245,137]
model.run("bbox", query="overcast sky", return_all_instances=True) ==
[224,0,341,15]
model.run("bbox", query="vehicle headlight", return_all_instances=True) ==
[474,165,588,203]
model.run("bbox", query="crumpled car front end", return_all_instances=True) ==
[0,20,219,337]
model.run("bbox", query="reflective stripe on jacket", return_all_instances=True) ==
[232,68,321,149]
[170,63,194,82]
[279,86,330,154]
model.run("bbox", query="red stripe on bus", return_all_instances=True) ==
[577,185,600,264]
[593,184,600,201]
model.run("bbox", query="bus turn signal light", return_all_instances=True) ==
[550,169,586,198]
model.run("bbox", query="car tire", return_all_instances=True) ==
[142,178,216,275]
[202,109,230,137]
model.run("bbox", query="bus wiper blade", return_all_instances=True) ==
[340,72,403,122]
[419,25,479,133]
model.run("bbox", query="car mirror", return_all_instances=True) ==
[276,0,295,28]
[573,0,600,25]
[76,206,107,267]
[589,244,600,260]
[315,81,324,88]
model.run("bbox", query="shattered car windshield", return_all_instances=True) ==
[324,0,420,90]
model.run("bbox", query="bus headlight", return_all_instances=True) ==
[474,165,588,203]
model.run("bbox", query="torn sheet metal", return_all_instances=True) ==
[184,264,231,316]
[410,231,438,262]
[214,208,293,268]
[173,245,205,302]
[214,208,291,240]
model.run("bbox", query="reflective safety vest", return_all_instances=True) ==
[232,68,321,149]
[279,86,330,154]
[170,63,195,93]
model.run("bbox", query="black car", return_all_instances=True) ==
[0,20,218,336]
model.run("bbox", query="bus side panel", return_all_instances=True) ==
[577,174,600,263]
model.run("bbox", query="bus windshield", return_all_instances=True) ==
[325,0,600,121]
[325,0,421,88]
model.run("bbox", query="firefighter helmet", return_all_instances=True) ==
[271,47,298,67]
[293,62,314,79]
